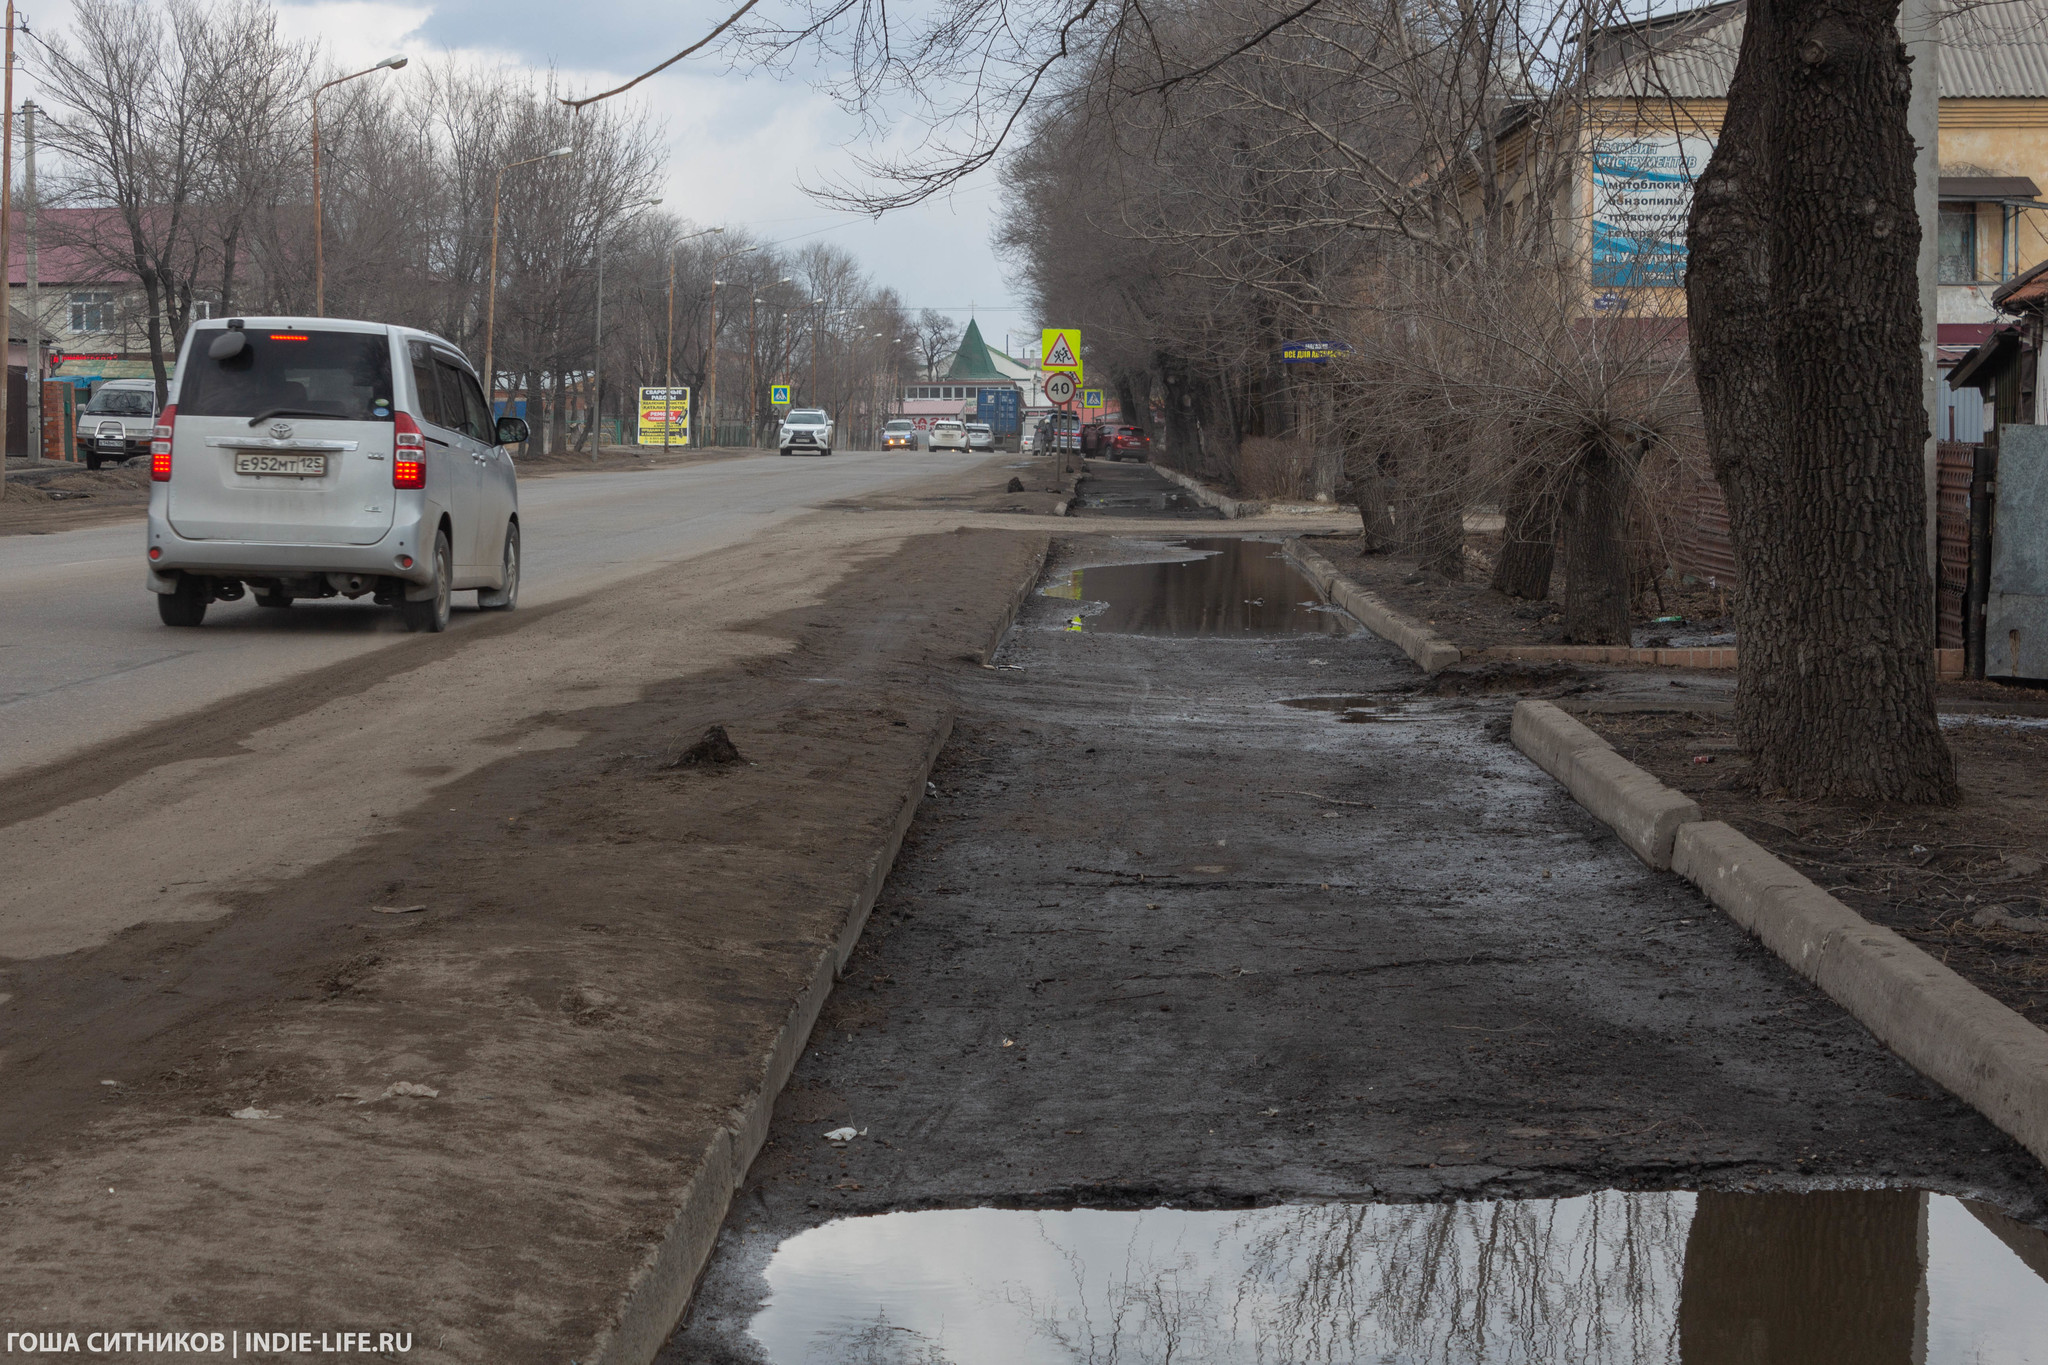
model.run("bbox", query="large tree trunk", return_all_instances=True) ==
[1686,0,1954,801]
[1492,454,1558,600]
[1559,439,1636,644]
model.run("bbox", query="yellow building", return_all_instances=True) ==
[1580,0,2048,338]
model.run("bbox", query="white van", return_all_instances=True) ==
[77,378,162,469]
[145,317,526,632]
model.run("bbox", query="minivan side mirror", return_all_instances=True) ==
[495,415,529,446]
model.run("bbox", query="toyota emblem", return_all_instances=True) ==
[269,421,293,440]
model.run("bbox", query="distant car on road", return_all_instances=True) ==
[1103,425,1152,461]
[146,316,527,633]
[78,378,161,470]
[928,419,968,452]
[882,418,918,451]
[779,409,834,457]
[966,422,994,451]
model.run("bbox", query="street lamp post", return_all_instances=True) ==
[482,144,573,419]
[661,226,725,454]
[703,245,759,447]
[589,197,662,461]
[312,54,407,316]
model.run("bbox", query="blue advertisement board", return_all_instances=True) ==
[977,387,1020,435]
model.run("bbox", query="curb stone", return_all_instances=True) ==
[1508,697,2048,1174]
[1672,820,2048,1170]
[583,539,1052,1365]
[1509,700,1700,869]
[1285,541,1462,675]
[1150,464,1266,518]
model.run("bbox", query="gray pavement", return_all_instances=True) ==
[0,449,964,780]
[669,532,2048,1359]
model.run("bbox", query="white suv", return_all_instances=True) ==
[78,378,162,469]
[778,409,834,456]
[145,316,526,633]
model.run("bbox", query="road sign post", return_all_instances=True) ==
[1043,372,1077,405]
[770,383,791,408]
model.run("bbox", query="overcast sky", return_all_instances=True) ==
[33,0,1040,352]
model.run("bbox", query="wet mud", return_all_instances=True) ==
[1069,460,1223,520]
[668,535,2048,1363]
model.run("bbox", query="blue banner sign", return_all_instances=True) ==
[1280,340,1354,363]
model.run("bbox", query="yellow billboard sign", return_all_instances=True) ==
[637,386,690,445]
[1040,328,1082,382]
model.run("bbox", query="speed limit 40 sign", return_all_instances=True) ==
[1043,372,1077,404]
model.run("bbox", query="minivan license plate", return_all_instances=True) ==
[234,452,326,477]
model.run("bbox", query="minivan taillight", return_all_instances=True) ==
[150,405,176,481]
[393,411,426,489]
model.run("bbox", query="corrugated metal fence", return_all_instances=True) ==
[1673,447,1978,650]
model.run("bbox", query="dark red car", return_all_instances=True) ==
[1101,425,1152,461]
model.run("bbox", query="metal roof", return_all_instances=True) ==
[1590,0,2048,101]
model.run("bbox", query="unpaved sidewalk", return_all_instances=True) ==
[670,533,2048,1356]
[0,518,1046,1361]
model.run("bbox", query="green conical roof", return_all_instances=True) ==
[944,319,1009,380]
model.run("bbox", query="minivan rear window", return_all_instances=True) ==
[180,328,394,422]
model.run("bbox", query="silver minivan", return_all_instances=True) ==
[145,317,527,632]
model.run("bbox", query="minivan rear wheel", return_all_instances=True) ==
[157,575,207,627]
[478,522,519,611]
[400,530,452,633]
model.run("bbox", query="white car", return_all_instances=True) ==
[779,409,834,456]
[928,420,968,452]
[145,316,525,633]
[78,378,162,469]
[966,422,994,450]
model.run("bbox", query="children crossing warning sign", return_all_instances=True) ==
[1040,328,1082,381]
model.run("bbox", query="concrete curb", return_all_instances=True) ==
[1285,541,1463,675]
[1150,463,1266,518]
[583,542,1051,1364]
[1672,820,2048,1170]
[1507,697,2048,1173]
[1509,701,1700,870]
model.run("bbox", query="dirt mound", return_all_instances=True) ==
[670,724,744,768]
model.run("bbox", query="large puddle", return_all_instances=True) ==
[737,1192,2048,1364]
[1042,539,1350,637]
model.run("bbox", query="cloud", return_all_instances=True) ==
[265,0,1027,331]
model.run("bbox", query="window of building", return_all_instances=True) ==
[1939,204,1977,284]
[69,290,115,333]
[191,300,213,320]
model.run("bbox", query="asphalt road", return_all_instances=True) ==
[0,448,965,780]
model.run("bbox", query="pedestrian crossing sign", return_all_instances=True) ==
[1040,329,1082,381]
[771,384,792,407]
[1081,388,1104,408]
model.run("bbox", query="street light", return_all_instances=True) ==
[703,245,759,446]
[662,226,725,452]
[590,196,662,460]
[312,54,407,316]
[482,144,573,409]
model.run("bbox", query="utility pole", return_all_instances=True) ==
[747,295,758,449]
[23,98,38,463]
[1,2,16,490]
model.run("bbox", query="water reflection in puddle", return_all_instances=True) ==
[742,1192,2048,1364]
[1041,539,1349,637]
